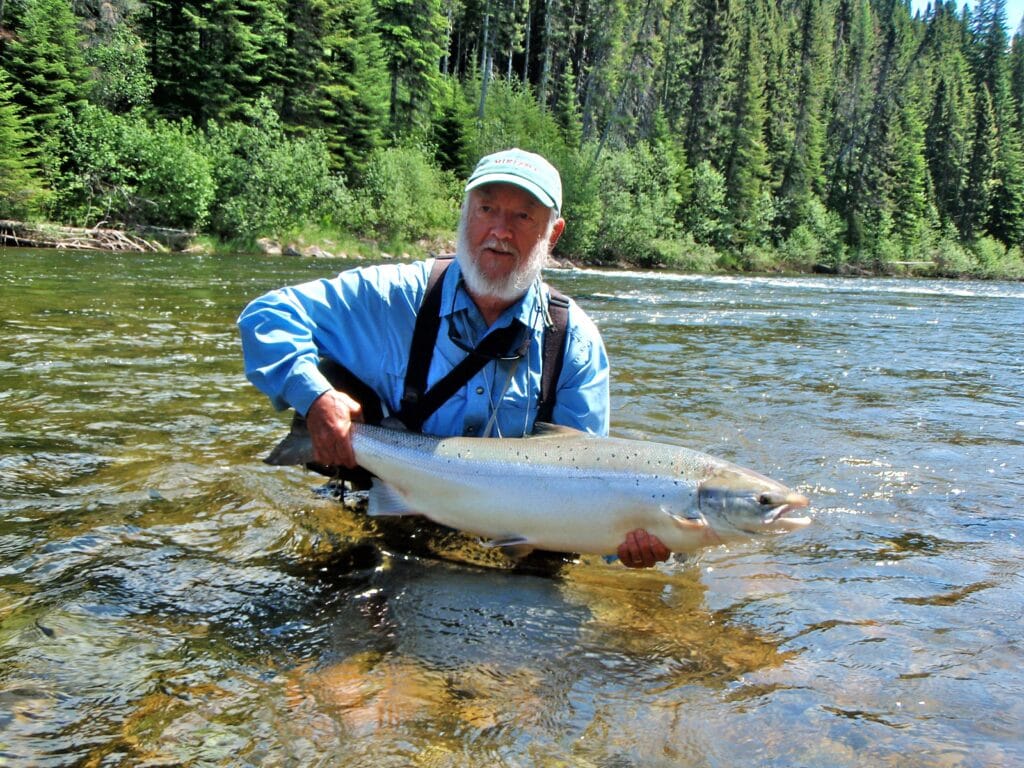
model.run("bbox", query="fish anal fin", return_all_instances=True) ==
[482,535,535,560]
[367,480,418,517]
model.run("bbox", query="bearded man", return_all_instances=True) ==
[238,148,669,568]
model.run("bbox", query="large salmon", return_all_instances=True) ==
[266,421,810,558]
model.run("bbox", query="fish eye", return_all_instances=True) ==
[758,493,773,506]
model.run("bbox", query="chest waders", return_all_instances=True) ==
[302,255,570,479]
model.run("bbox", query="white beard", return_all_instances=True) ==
[455,218,551,303]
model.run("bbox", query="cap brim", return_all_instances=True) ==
[465,172,559,211]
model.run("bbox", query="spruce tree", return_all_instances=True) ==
[776,0,830,235]
[825,0,877,247]
[923,1,974,231]
[721,8,771,248]
[1012,30,1024,132]
[0,67,43,215]
[374,0,447,136]
[1,0,89,150]
[962,84,996,237]
[682,0,738,164]
[282,0,387,178]
[142,0,287,125]
[971,0,1024,243]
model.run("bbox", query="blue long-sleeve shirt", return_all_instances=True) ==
[237,258,609,438]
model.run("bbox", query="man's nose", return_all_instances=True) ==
[488,212,514,239]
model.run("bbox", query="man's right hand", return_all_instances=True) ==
[306,389,364,468]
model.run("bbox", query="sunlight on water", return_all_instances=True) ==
[1,249,1022,766]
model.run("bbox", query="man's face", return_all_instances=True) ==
[456,183,565,302]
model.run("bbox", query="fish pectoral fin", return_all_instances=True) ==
[481,535,535,560]
[366,480,417,517]
[666,510,707,529]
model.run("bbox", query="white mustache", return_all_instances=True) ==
[482,239,518,257]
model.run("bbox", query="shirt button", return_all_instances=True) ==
[466,426,477,434]
[475,386,485,395]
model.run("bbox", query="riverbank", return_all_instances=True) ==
[4,218,1022,281]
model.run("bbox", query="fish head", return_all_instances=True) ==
[697,466,810,536]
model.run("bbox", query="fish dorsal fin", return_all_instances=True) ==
[380,416,409,431]
[530,422,588,439]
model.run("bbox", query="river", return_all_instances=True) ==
[1,248,1022,766]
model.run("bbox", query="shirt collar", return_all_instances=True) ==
[440,258,545,331]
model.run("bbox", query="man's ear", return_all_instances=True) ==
[549,217,566,248]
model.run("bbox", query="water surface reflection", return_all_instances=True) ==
[1,250,1022,766]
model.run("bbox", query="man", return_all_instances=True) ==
[238,148,668,568]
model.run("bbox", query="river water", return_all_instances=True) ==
[1,248,1022,766]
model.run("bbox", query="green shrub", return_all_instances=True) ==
[48,104,212,229]
[354,144,459,243]
[651,235,721,272]
[971,235,1024,279]
[204,101,342,239]
[683,160,728,246]
[780,225,825,271]
[588,142,683,265]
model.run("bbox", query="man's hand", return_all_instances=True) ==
[306,389,364,468]
[617,529,671,569]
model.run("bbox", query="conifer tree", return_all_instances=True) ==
[281,0,387,177]
[0,67,43,215]
[432,76,473,175]
[963,84,997,237]
[142,0,287,125]
[721,8,771,247]
[825,0,877,247]
[1012,29,1024,132]
[374,0,447,135]
[682,0,737,164]
[1,0,89,149]
[971,0,1024,243]
[554,61,583,148]
[923,1,974,230]
[889,95,932,237]
[776,0,831,234]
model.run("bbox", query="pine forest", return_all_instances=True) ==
[2,0,1024,277]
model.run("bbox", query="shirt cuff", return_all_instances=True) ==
[283,361,333,416]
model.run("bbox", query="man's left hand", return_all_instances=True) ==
[617,529,671,568]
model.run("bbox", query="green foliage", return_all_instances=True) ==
[2,0,90,154]
[373,0,447,135]
[142,0,287,125]
[47,104,214,229]
[0,68,45,216]
[204,101,341,238]
[970,234,1024,277]
[684,160,728,247]
[468,77,567,160]
[5,0,1024,274]
[281,0,388,179]
[352,143,459,243]
[590,141,683,265]
[85,18,155,112]
[431,77,474,176]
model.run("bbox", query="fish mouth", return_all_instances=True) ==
[765,492,811,527]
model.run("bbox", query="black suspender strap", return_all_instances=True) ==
[397,255,451,427]
[396,254,572,432]
[536,289,569,424]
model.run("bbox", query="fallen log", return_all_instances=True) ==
[0,220,171,253]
